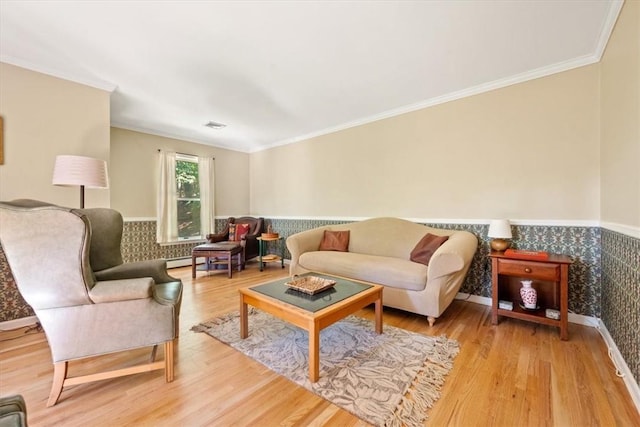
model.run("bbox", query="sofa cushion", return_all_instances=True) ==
[319,230,350,252]
[299,251,427,291]
[410,233,449,265]
[342,218,442,259]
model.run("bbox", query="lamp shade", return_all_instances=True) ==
[52,155,109,188]
[488,219,512,239]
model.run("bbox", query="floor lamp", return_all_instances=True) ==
[52,155,109,208]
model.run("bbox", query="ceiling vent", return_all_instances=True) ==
[204,121,226,129]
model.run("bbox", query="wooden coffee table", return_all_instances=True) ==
[239,273,383,382]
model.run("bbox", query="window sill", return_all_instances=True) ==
[159,238,207,247]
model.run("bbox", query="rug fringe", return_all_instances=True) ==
[385,335,459,427]
[190,308,257,333]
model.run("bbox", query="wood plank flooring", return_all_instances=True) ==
[1,262,638,426]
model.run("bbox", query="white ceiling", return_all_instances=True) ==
[0,1,622,153]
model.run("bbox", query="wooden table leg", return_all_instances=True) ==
[240,297,248,339]
[227,250,232,278]
[192,253,197,278]
[560,264,569,340]
[309,322,320,382]
[374,292,383,334]
[491,257,499,325]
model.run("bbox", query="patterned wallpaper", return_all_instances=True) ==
[265,219,601,316]
[0,217,637,386]
[601,229,639,385]
[121,220,202,263]
[0,244,34,321]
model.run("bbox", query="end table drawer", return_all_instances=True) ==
[497,259,560,281]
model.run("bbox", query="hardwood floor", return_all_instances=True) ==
[1,263,638,426]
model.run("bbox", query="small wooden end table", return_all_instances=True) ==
[489,250,573,340]
[257,236,285,271]
[192,242,243,279]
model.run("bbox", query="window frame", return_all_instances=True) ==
[175,153,203,241]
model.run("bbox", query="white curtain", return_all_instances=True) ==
[157,150,178,243]
[198,156,215,237]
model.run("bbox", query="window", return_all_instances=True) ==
[157,150,214,244]
[176,155,201,239]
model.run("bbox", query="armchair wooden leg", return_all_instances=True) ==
[165,340,175,382]
[47,361,67,407]
[427,316,436,327]
[45,343,174,406]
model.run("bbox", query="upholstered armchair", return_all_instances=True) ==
[0,201,182,407]
[0,395,27,427]
[77,207,179,285]
[207,216,265,261]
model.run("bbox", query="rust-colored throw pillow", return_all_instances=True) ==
[318,230,350,252]
[410,233,449,265]
[234,223,250,241]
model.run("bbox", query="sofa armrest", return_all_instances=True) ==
[286,227,328,272]
[427,231,478,280]
[88,278,154,303]
[94,259,177,284]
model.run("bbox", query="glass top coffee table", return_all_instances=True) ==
[239,273,383,382]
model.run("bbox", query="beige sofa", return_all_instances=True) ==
[286,217,478,325]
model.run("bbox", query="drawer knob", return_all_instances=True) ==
[524,267,532,273]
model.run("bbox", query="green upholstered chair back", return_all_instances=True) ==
[77,208,124,272]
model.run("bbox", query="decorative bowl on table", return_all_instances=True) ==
[285,275,336,295]
[261,232,279,239]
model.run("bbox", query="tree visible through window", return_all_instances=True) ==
[176,156,201,239]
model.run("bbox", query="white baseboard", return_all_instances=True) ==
[0,315,38,330]
[167,257,193,268]
[455,292,640,414]
[454,293,599,326]
[596,319,640,413]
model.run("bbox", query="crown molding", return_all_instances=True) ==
[594,0,625,60]
[111,123,251,153]
[1,56,117,92]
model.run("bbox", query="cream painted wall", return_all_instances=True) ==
[110,127,250,218]
[600,0,640,229]
[251,65,601,221]
[0,63,111,207]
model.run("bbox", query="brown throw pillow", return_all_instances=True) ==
[410,233,449,265]
[318,230,350,252]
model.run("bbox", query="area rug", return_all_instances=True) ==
[191,309,459,427]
